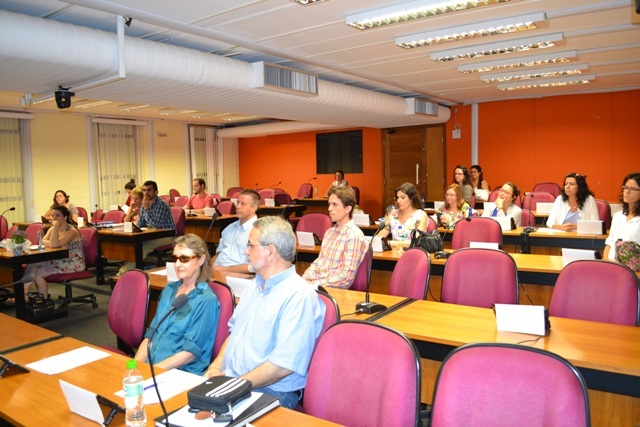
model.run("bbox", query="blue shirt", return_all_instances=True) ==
[223,267,325,392]
[214,216,257,267]
[138,196,176,231]
[145,280,220,375]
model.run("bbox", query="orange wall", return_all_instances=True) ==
[239,128,384,215]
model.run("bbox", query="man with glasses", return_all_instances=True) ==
[482,182,522,226]
[212,189,259,274]
[205,216,325,409]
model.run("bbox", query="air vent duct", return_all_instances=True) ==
[405,98,439,116]
[251,61,318,97]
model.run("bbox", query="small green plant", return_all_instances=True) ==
[11,230,26,244]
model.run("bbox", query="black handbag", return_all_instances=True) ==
[187,376,252,414]
[25,293,55,318]
[408,229,443,253]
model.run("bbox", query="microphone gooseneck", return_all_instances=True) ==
[355,224,387,314]
[147,293,189,426]
[204,211,220,255]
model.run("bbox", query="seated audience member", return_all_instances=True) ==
[123,186,143,223]
[122,178,136,213]
[453,165,473,204]
[325,169,348,196]
[212,189,259,274]
[22,206,85,299]
[603,172,640,262]
[184,178,215,213]
[546,172,598,231]
[483,182,522,226]
[438,183,471,228]
[135,234,219,374]
[204,216,325,409]
[378,182,428,240]
[303,185,368,289]
[43,190,79,223]
[470,164,490,201]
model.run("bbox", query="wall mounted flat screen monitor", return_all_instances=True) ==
[316,130,363,174]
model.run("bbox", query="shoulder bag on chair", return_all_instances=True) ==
[408,229,443,253]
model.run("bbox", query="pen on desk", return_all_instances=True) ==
[143,381,162,391]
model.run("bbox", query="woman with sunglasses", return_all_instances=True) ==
[134,234,220,375]
[546,172,598,231]
[603,172,640,262]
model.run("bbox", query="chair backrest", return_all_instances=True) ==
[595,199,612,231]
[549,260,640,326]
[431,343,590,427]
[451,217,502,250]
[102,209,125,223]
[441,248,518,308]
[426,215,437,232]
[91,208,103,222]
[24,223,45,244]
[351,186,360,205]
[174,195,189,207]
[350,246,372,292]
[76,206,88,220]
[107,269,150,351]
[79,226,100,268]
[210,194,222,205]
[216,200,236,215]
[226,186,244,197]
[533,182,563,199]
[273,192,292,206]
[487,188,500,202]
[520,208,536,227]
[522,191,556,211]
[258,189,275,204]
[315,290,340,347]
[0,215,8,240]
[297,183,313,198]
[304,321,421,427]
[159,195,170,205]
[169,188,181,202]
[208,281,235,360]
[170,206,185,235]
[388,248,430,300]
[296,213,332,241]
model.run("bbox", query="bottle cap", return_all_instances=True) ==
[126,359,138,369]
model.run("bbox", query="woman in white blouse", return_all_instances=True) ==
[546,173,598,231]
[483,182,522,227]
[603,172,640,261]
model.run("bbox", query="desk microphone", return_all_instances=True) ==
[270,181,282,188]
[204,210,220,255]
[6,275,34,287]
[435,215,470,258]
[1,207,15,231]
[308,177,316,184]
[355,223,387,314]
[148,293,189,426]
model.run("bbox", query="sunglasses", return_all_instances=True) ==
[171,255,199,263]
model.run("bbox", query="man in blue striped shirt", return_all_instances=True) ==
[204,216,325,409]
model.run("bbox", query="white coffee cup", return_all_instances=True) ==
[77,217,84,227]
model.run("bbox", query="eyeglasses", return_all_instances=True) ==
[171,255,199,263]
[499,189,513,195]
[246,242,269,248]
[622,186,640,193]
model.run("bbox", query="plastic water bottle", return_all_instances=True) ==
[123,359,146,427]
[37,229,45,251]
[314,186,319,198]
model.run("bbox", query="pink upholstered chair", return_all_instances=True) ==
[0,215,7,240]
[314,290,340,348]
[441,248,518,308]
[522,191,556,211]
[595,199,612,231]
[388,248,430,300]
[173,195,189,207]
[208,281,236,360]
[216,201,236,215]
[533,182,563,199]
[520,208,536,227]
[426,215,437,232]
[169,188,181,202]
[296,213,332,242]
[431,343,590,427]
[103,269,149,356]
[226,186,244,197]
[210,194,222,205]
[91,208,104,222]
[350,246,372,292]
[304,321,421,427]
[46,227,99,309]
[102,209,125,223]
[351,186,360,205]
[549,260,639,326]
[258,189,275,204]
[451,217,502,250]
[273,192,292,206]
[76,206,88,221]
[296,183,313,198]
[159,195,170,205]
[24,223,45,245]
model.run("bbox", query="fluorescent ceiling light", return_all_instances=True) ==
[73,100,113,109]
[347,0,512,30]
[396,12,545,48]
[497,74,595,90]
[119,104,151,111]
[223,115,262,122]
[290,0,328,5]
[430,32,564,62]
[481,63,588,83]
[158,108,198,116]
[458,50,577,73]
[191,112,232,119]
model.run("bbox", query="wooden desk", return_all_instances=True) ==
[0,312,62,353]
[97,228,175,269]
[0,336,340,426]
[323,287,409,320]
[0,247,69,320]
[372,299,640,427]
[292,197,329,215]
[184,214,237,243]
[257,204,306,219]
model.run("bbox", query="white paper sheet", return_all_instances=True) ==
[469,241,500,250]
[165,262,179,281]
[296,231,316,247]
[495,304,546,336]
[561,248,596,266]
[352,213,371,226]
[26,346,111,375]
[226,276,253,299]
[151,269,168,276]
[115,369,205,405]
[59,379,105,426]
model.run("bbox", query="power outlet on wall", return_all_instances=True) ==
[452,129,461,139]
